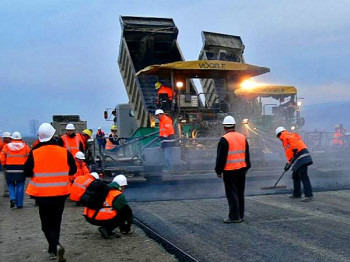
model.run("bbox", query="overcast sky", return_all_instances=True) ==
[1,0,349,135]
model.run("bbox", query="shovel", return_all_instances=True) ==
[261,170,288,190]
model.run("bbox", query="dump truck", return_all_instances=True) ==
[51,115,87,136]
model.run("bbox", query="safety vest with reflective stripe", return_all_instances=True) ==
[69,175,95,202]
[332,130,344,146]
[83,189,122,220]
[61,134,80,157]
[223,132,247,171]
[0,141,30,172]
[26,145,70,197]
[159,114,175,138]
[105,137,117,150]
[279,131,307,162]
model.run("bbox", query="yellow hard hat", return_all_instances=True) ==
[111,125,118,131]
[82,129,92,137]
[155,82,162,89]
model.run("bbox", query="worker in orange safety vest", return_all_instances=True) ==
[215,116,251,223]
[0,131,30,208]
[105,125,122,151]
[332,124,345,146]
[72,151,91,183]
[69,172,99,202]
[154,109,176,171]
[84,174,133,239]
[58,123,84,157]
[276,127,313,202]
[24,123,77,261]
[0,131,12,197]
[155,81,176,111]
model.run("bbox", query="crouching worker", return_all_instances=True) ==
[69,172,100,203]
[83,175,133,239]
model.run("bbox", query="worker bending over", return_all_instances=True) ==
[73,151,91,182]
[84,175,133,239]
[70,172,99,203]
[276,127,313,202]
[215,116,251,223]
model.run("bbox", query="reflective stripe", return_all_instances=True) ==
[34,172,69,177]
[72,178,93,189]
[5,170,24,173]
[5,154,29,158]
[228,150,245,154]
[29,180,69,187]
[62,135,80,151]
[227,158,246,163]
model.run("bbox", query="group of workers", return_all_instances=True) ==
[0,123,133,261]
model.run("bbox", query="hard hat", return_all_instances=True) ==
[155,81,162,89]
[155,109,164,116]
[38,123,56,142]
[11,131,22,140]
[113,174,128,186]
[75,151,85,160]
[65,123,75,130]
[98,127,101,130]
[90,172,99,180]
[2,131,11,138]
[275,126,286,137]
[111,125,118,131]
[82,129,92,137]
[222,116,236,126]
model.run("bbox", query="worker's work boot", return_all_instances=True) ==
[98,227,110,239]
[10,200,16,208]
[57,244,66,262]
[223,218,242,223]
[288,195,301,199]
[301,196,313,202]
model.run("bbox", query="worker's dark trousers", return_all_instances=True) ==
[223,169,246,220]
[292,165,313,197]
[38,199,66,254]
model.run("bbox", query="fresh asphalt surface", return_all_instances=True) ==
[125,167,350,262]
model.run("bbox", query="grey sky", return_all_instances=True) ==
[1,0,350,135]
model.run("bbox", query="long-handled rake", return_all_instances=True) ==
[261,169,288,190]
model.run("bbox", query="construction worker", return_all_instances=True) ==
[0,132,30,208]
[0,131,12,197]
[24,123,77,261]
[78,129,92,151]
[275,127,314,202]
[215,116,251,223]
[58,123,84,157]
[154,109,176,171]
[73,151,91,182]
[155,81,176,111]
[332,124,345,146]
[69,172,99,203]
[84,174,133,239]
[96,127,106,153]
[105,125,121,151]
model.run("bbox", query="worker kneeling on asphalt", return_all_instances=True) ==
[84,174,133,239]
[276,127,314,202]
[215,116,251,223]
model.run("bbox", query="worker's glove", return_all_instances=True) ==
[292,148,298,157]
[284,163,291,171]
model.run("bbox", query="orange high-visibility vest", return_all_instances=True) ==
[158,85,176,101]
[84,189,122,220]
[61,134,80,157]
[159,115,175,138]
[0,141,30,167]
[223,132,247,171]
[332,130,344,146]
[279,131,307,162]
[26,145,70,197]
[73,161,90,181]
[69,175,95,202]
[105,138,117,150]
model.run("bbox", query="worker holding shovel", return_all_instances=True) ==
[275,127,314,202]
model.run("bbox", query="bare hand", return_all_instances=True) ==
[217,173,222,178]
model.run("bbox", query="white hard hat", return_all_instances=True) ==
[2,131,11,138]
[90,172,99,180]
[113,174,128,186]
[155,109,164,116]
[222,116,236,127]
[38,123,56,142]
[75,151,85,160]
[98,127,101,130]
[275,126,286,137]
[65,123,75,130]
[11,131,22,140]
